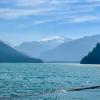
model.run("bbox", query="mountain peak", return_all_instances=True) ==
[40,36,71,43]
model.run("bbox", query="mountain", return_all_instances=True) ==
[1,40,14,47]
[40,34,100,62]
[81,43,100,64]
[0,41,43,63]
[15,37,72,58]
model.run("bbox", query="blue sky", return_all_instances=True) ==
[0,0,100,45]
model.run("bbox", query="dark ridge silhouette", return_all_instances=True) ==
[68,85,100,91]
[80,43,100,64]
[0,41,43,63]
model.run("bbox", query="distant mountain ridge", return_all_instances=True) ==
[40,34,100,62]
[15,37,72,58]
[0,41,43,63]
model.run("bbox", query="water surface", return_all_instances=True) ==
[0,63,100,100]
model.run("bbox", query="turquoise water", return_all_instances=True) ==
[0,63,100,100]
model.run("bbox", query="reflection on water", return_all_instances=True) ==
[0,63,100,100]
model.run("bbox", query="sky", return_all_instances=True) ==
[0,0,100,45]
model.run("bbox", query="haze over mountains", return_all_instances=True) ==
[14,34,100,62]
[0,41,42,63]
[15,36,72,58]
[1,34,100,63]
[41,34,100,62]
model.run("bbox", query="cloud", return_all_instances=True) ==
[34,19,52,24]
[0,8,53,19]
[16,0,49,7]
[69,15,100,23]
[0,0,100,23]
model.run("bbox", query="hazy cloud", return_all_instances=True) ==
[0,0,100,23]
[69,15,100,23]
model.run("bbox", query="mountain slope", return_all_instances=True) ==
[81,43,100,64]
[15,41,44,58]
[0,41,43,63]
[15,37,72,58]
[40,34,100,62]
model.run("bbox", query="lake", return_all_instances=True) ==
[0,63,100,100]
